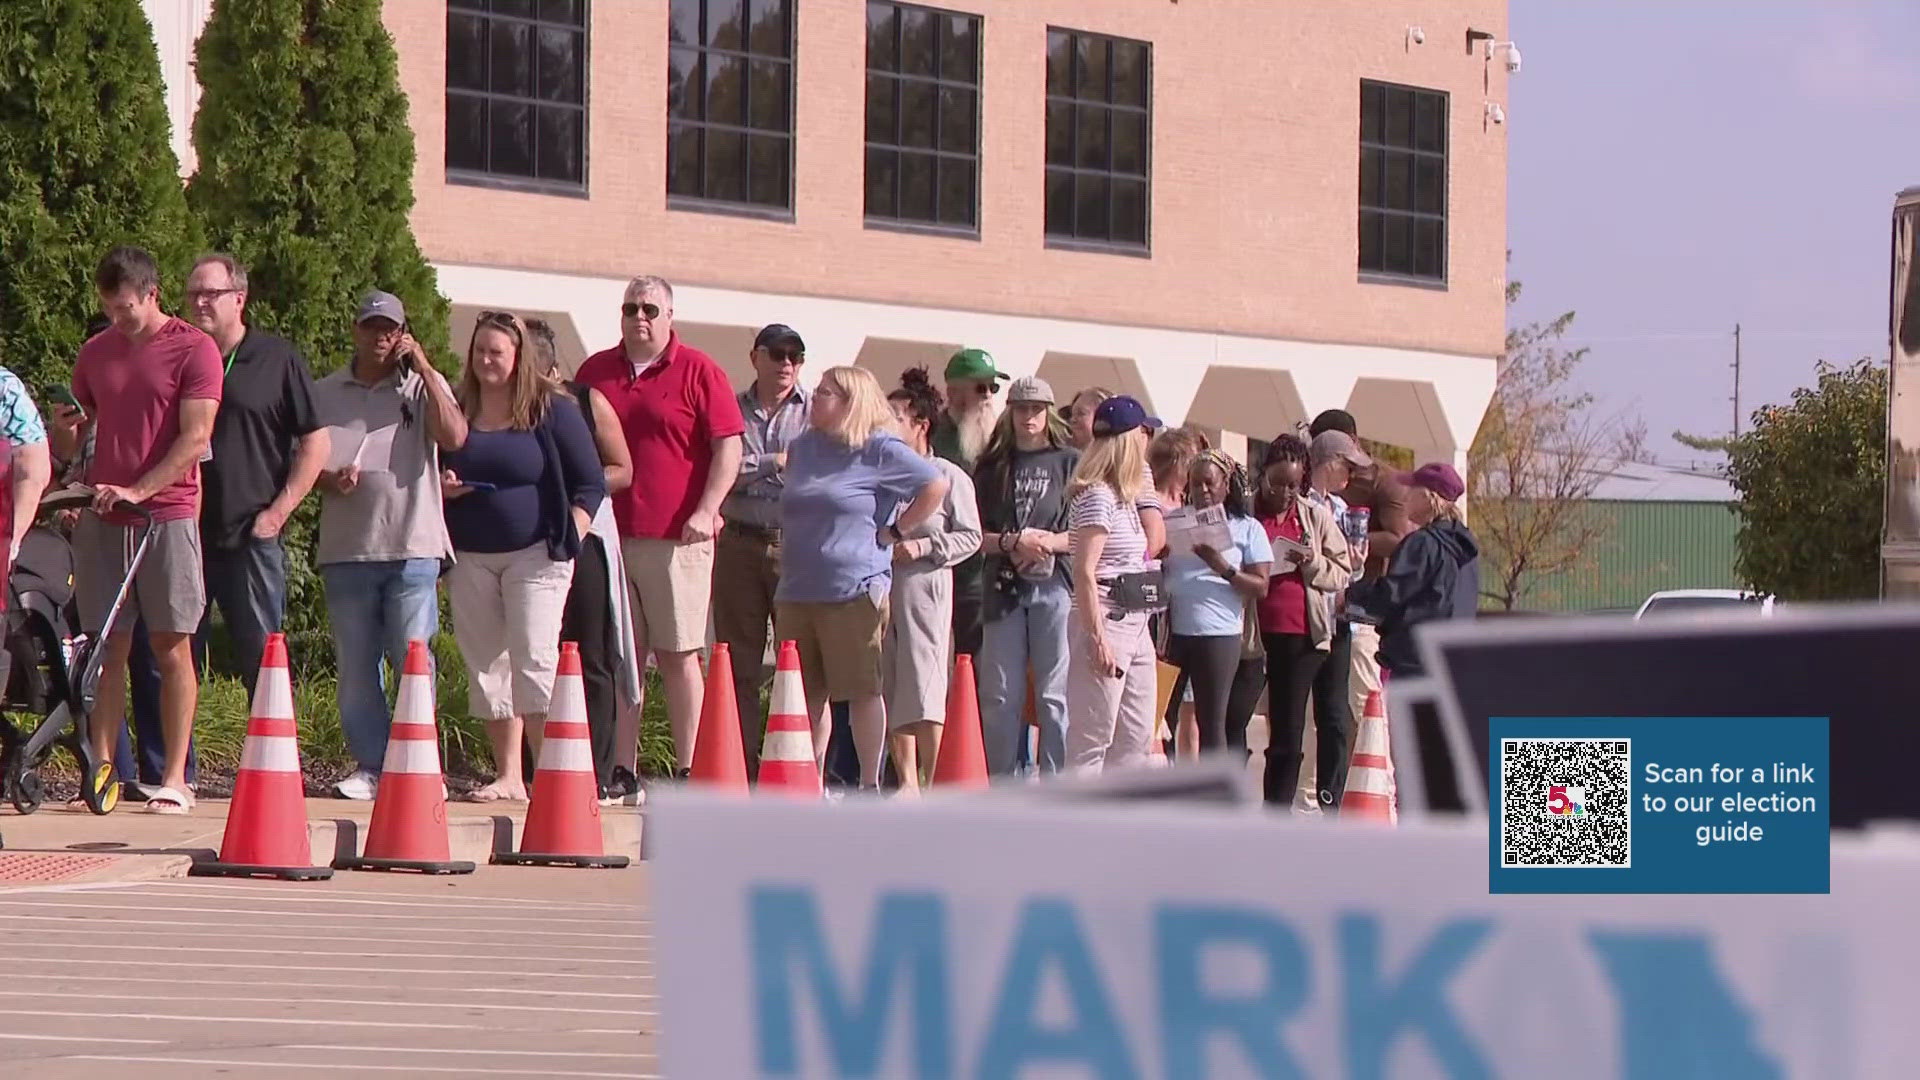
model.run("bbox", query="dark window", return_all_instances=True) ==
[1359,80,1447,282]
[446,0,588,192]
[864,3,980,232]
[1044,27,1150,251]
[667,0,794,213]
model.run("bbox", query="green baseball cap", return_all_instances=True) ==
[944,347,1008,384]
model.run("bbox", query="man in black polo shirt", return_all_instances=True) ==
[184,253,329,693]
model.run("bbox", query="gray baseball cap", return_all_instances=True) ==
[1006,375,1055,405]
[1309,429,1373,469]
[356,290,406,326]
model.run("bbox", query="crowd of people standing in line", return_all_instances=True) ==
[0,244,1481,815]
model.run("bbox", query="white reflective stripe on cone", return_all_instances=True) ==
[536,738,593,773]
[1345,767,1392,796]
[768,674,806,717]
[381,738,445,775]
[239,735,301,773]
[252,675,295,721]
[760,730,813,762]
[394,675,436,724]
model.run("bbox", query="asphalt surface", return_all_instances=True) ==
[0,868,653,1078]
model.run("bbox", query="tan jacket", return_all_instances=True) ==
[1288,494,1354,651]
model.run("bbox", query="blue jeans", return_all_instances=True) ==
[321,559,442,774]
[977,578,1071,776]
[201,539,289,698]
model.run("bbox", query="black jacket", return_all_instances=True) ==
[1347,517,1480,678]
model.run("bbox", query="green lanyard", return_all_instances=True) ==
[223,346,238,377]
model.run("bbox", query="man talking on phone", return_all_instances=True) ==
[310,291,466,799]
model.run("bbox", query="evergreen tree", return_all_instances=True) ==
[185,0,452,376]
[0,0,199,393]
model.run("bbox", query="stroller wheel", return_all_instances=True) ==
[10,767,43,815]
[80,760,118,816]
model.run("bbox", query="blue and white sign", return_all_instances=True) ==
[652,793,1920,1079]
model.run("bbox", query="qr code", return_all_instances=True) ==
[1499,738,1631,869]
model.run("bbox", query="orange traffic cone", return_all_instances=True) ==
[930,654,988,788]
[756,640,819,797]
[340,641,475,874]
[497,643,630,868]
[1340,691,1395,824]
[689,643,749,793]
[192,634,331,881]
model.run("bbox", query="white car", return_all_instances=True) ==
[1633,589,1777,620]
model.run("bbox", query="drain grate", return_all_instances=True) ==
[0,852,121,884]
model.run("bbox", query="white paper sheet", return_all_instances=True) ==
[1163,503,1232,556]
[353,424,399,473]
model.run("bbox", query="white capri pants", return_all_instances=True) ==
[447,543,576,720]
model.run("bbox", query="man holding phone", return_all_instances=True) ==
[310,290,466,799]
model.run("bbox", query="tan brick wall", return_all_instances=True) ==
[386,0,1507,360]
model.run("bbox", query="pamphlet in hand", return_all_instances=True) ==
[1163,504,1233,557]
[1270,531,1311,563]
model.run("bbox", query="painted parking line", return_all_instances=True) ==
[285,1044,644,1060]
[0,956,649,980]
[53,1056,651,1078]
[0,989,653,1017]
[118,884,648,912]
[0,912,642,941]
[0,1033,167,1045]
[4,924,647,953]
[0,940,650,965]
[0,898,644,927]
[0,972,657,1000]
[0,1008,496,1031]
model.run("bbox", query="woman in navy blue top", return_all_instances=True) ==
[442,311,605,802]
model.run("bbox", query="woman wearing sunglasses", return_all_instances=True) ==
[442,311,606,802]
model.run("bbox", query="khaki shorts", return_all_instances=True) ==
[73,513,206,637]
[621,536,714,654]
[776,590,891,709]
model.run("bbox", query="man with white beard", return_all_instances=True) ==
[931,347,1005,657]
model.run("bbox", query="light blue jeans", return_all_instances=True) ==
[321,558,443,774]
[977,577,1071,776]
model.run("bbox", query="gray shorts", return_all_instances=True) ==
[73,514,207,637]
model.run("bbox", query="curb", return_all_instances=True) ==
[305,809,644,869]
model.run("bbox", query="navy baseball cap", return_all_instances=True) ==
[1091,395,1160,438]
[754,323,805,353]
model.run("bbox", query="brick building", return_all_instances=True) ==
[144,0,1511,468]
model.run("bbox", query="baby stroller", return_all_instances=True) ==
[0,487,155,816]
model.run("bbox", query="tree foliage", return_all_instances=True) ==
[0,0,200,393]
[1469,280,1647,610]
[185,0,452,378]
[1724,357,1884,601]
[186,0,458,676]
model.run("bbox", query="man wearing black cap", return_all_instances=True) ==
[715,324,810,776]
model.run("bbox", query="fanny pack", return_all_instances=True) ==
[1099,569,1165,615]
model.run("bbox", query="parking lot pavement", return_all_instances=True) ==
[0,868,654,1078]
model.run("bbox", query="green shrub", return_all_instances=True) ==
[0,0,200,393]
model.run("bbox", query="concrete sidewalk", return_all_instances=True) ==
[0,797,643,885]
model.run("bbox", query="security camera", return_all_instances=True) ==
[1485,102,1506,125]
[1407,26,1425,46]
[1489,41,1522,74]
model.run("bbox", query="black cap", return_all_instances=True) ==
[754,323,805,353]
[1309,408,1357,438]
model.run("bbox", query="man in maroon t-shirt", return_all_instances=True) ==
[69,245,223,815]
[575,275,744,776]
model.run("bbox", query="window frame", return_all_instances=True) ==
[861,1,984,239]
[444,0,592,197]
[666,0,798,221]
[1357,78,1449,287]
[1042,25,1153,257]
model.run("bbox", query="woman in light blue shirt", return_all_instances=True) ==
[776,365,948,790]
[1163,449,1271,754]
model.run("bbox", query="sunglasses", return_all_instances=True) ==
[621,301,663,320]
[762,348,803,365]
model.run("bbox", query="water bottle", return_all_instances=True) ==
[1344,506,1371,547]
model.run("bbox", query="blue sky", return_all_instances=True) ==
[1506,0,1919,463]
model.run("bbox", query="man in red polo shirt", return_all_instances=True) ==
[575,275,744,777]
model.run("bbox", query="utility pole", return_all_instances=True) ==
[1731,323,1742,438]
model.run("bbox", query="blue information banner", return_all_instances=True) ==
[1489,716,1830,894]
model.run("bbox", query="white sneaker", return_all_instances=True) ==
[333,769,379,800]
